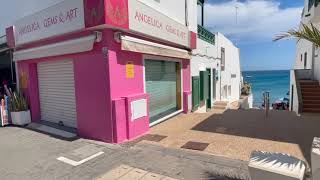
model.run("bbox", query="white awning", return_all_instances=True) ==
[13,35,96,62]
[121,35,190,59]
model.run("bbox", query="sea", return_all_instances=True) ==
[242,70,290,108]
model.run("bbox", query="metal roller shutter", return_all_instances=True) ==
[37,60,77,128]
[145,60,178,124]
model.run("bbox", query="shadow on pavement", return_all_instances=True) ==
[192,109,320,166]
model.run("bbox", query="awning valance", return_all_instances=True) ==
[121,35,191,59]
[13,35,96,62]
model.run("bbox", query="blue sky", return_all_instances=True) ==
[0,0,303,71]
[204,0,304,71]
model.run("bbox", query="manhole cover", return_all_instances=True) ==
[181,141,209,151]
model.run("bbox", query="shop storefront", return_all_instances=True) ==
[6,0,196,143]
[0,36,16,98]
[145,58,182,126]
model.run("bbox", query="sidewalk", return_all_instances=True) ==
[148,109,320,167]
[0,126,249,180]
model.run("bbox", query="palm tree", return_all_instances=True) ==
[273,23,320,47]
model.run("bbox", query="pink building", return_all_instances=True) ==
[6,0,197,143]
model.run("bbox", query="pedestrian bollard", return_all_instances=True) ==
[263,92,270,118]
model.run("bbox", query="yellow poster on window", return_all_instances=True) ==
[126,61,134,78]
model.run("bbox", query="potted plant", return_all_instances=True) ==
[10,92,31,126]
[241,82,252,96]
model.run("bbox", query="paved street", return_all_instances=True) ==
[0,126,249,180]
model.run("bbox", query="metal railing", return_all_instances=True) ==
[197,25,215,45]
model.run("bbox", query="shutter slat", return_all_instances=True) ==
[38,60,77,128]
[145,60,178,123]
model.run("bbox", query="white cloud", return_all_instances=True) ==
[204,0,303,44]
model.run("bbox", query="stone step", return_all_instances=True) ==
[213,105,227,110]
[301,87,320,91]
[303,96,320,100]
[27,123,78,140]
[303,108,320,113]
[302,92,320,96]
[304,100,320,104]
[300,81,319,86]
[303,104,320,108]
[213,101,228,106]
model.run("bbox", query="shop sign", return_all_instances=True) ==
[14,0,85,46]
[126,61,135,78]
[128,0,189,48]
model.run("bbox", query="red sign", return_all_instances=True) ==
[106,0,129,29]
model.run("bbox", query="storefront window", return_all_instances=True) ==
[0,50,16,98]
[145,60,181,124]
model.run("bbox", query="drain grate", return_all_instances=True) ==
[142,134,167,142]
[181,141,209,151]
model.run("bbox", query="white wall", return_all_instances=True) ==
[290,0,320,114]
[191,32,241,112]
[314,48,320,81]
[295,38,313,69]
[217,33,241,102]
[191,38,220,112]
[138,0,197,32]
[302,0,320,23]
[290,70,299,114]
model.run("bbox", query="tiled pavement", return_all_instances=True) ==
[97,165,178,180]
[148,109,320,169]
[0,126,249,180]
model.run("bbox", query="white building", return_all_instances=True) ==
[290,0,320,114]
[190,0,242,112]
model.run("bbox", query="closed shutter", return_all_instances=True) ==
[37,60,77,128]
[145,60,177,124]
[192,76,200,110]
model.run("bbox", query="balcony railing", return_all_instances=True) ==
[197,25,215,45]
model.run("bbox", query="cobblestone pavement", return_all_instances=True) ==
[0,126,249,180]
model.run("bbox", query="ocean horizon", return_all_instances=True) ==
[242,70,290,107]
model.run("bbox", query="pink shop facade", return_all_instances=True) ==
[6,0,196,143]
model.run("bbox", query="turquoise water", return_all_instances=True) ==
[243,70,290,107]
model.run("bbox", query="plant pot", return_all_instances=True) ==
[11,110,31,126]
